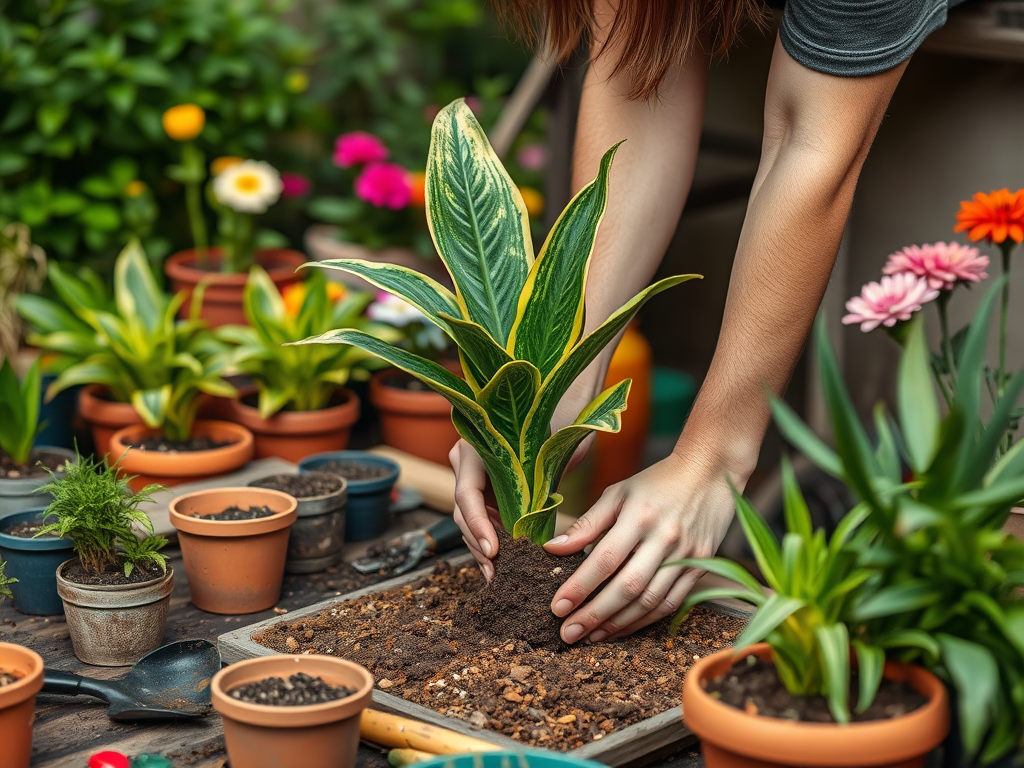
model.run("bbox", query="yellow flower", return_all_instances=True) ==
[283,282,347,317]
[124,180,147,198]
[285,70,309,94]
[519,186,544,218]
[211,156,244,176]
[162,104,205,141]
[327,283,346,302]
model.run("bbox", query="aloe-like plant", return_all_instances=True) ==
[296,99,699,543]
[0,357,43,466]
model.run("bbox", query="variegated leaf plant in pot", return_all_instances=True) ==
[293,99,700,641]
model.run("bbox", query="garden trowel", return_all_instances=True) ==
[352,516,463,576]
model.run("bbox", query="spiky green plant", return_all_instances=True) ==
[37,452,168,578]
[0,559,17,601]
[294,99,700,544]
[0,356,43,465]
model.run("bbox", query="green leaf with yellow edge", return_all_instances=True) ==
[436,313,513,391]
[477,361,541,454]
[115,239,163,332]
[512,493,561,544]
[131,386,171,428]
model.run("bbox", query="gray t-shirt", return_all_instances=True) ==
[780,0,971,76]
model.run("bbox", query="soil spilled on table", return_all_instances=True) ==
[228,672,355,706]
[255,557,745,749]
[193,504,276,521]
[706,656,926,722]
[125,435,233,452]
[62,558,164,587]
[0,669,20,687]
[315,460,392,482]
[0,449,69,479]
[250,472,344,499]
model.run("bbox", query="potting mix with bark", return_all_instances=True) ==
[255,533,746,749]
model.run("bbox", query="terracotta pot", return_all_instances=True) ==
[1004,507,1024,540]
[109,420,254,492]
[211,654,373,768]
[169,487,297,614]
[370,369,459,466]
[56,560,174,666]
[0,446,76,520]
[683,643,949,768]
[0,642,44,768]
[164,248,306,328]
[226,389,360,463]
[78,384,141,457]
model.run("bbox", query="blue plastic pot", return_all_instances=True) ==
[298,451,399,541]
[0,508,73,615]
[413,752,607,768]
[35,374,80,450]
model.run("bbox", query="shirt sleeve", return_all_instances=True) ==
[780,0,948,77]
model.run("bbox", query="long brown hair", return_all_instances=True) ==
[502,0,766,100]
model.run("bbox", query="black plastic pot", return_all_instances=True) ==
[298,451,399,541]
[0,508,74,616]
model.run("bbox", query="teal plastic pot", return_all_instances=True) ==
[35,374,79,450]
[0,508,73,615]
[298,451,399,541]
[413,752,607,768]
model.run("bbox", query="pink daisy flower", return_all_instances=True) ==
[280,172,310,198]
[354,163,412,210]
[882,242,989,291]
[334,132,388,168]
[842,273,941,332]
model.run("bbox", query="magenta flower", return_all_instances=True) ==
[354,163,411,210]
[882,242,989,291]
[516,143,547,171]
[280,172,310,198]
[842,273,941,332]
[334,132,388,168]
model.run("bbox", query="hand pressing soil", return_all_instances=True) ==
[228,672,355,706]
[193,505,276,521]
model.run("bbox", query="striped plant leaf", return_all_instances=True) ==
[509,143,620,376]
[115,239,164,333]
[425,99,533,344]
[512,493,562,544]
[477,361,542,453]
[437,313,513,391]
[131,386,172,429]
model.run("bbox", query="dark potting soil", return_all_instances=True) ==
[361,542,412,573]
[706,656,926,723]
[228,672,356,707]
[125,436,233,452]
[315,460,392,482]
[62,558,164,587]
[255,555,746,749]
[0,669,20,687]
[251,473,344,499]
[193,504,276,521]
[0,449,69,479]
[5,520,57,538]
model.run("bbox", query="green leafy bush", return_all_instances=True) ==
[37,452,168,578]
[0,357,43,465]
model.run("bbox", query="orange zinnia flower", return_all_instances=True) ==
[954,188,1024,245]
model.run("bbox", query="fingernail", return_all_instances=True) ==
[562,624,585,644]
[546,535,568,547]
[588,629,609,643]
[481,539,493,558]
[553,599,573,616]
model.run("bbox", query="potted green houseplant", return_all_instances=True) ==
[296,99,699,633]
[38,452,173,666]
[217,267,396,462]
[0,504,74,615]
[162,108,305,328]
[0,358,75,517]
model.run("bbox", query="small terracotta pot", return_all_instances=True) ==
[370,368,459,466]
[164,248,306,328]
[109,420,254,492]
[682,643,949,768]
[78,384,141,457]
[226,389,360,463]
[56,560,174,666]
[169,487,297,614]
[0,642,44,768]
[211,654,373,768]
[1004,507,1024,540]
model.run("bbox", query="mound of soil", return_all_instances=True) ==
[707,656,926,722]
[125,436,232,452]
[255,557,745,749]
[0,670,20,687]
[0,449,69,479]
[315,460,392,482]
[62,558,164,587]
[228,672,355,706]
[193,505,276,521]
[250,473,344,499]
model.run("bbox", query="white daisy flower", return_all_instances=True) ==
[367,292,427,327]
[213,160,283,214]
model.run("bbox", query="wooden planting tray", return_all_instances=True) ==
[219,554,753,767]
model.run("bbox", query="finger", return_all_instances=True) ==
[451,444,498,559]
[543,488,621,555]
[607,567,704,641]
[558,541,663,644]
[586,566,680,643]
[461,535,494,582]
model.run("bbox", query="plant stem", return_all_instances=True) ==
[937,292,957,392]
[998,241,1013,399]
[182,143,208,267]
[226,212,252,274]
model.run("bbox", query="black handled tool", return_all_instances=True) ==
[351,516,464,576]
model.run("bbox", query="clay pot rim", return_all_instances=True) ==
[109,420,254,477]
[247,472,349,504]
[0,642,44,710]
[298,451,400,495]
[169,487,298,537]
[211,654,374,727]
[55,559,174,594]
[0,508,74,552]
[683,643,949,765]
[370,368,454,416]
[227,388,360,436]
[164,248,306,286]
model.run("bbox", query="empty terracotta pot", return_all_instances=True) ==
[164,248,306,328]
[226,389,360,463]
[212,654,373,768]
[109,420,254,492]
[370,369,459,466]
[169,487,297,614]
[0,642,44,768]
[78,384,142,457]
[683,643,949,768]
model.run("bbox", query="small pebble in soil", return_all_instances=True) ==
[314,459,392,482]
[125,436,233,452]
[0,669,20,687]
[4,520,57,538]
[228,672,356,706]
[250,472,344,499]
[193,504,276,521]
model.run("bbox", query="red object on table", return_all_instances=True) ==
[88,751,130,768]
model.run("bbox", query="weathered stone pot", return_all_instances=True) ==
[55,560,174,666]
[0,447,75,520]
[248,473,348,574]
